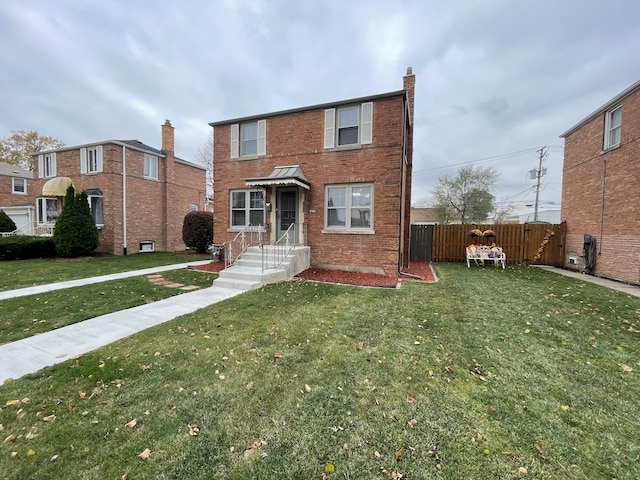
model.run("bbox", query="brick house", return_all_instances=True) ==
[30,121,207,254]
[210,69,415,277]
[560,79,640,284]
[0,162,35,231]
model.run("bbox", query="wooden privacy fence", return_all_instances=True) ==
[411,222,566,266]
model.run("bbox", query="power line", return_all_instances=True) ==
[413,147,540,176]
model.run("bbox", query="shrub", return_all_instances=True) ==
[0,236,56,260]
[182,211,214,254]
[0,210,17,233]
[53,186,99,258]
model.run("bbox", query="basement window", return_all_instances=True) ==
[139,241,155,252]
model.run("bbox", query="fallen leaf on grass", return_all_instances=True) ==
[5,400,20,407]
[137,448,151,461]
[620,364,633,373]
[518,466,528,475]
[324,463,335,473]
[3,434,16,444]
[534,441,546,458]
[242,439,267,459]
[43,414,56,422]
[188,423,200,436]
[305,384,312,393]
[380,467,403,479]
[125,419,137,428]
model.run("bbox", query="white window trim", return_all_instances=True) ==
[81,146,103,174]
[87,194,104,228]
[603,104,622,150]
[144,154,159,180]
[12,177,27,194]
[229,189,265,230]
[323,183,374,233]
[231,120,266,159]
[37,153,57,178]
[324,102,373,150]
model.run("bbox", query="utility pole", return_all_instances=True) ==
[533,146,548,222]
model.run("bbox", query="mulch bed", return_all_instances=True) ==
[190,259,436,287]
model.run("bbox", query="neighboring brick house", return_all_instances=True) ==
[560,79,640,284]
[210,68,415,276]
[30,121,207,254]
[0,162,35,232]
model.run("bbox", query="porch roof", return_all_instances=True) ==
[245,165,310,189]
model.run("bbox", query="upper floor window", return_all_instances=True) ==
[230,189,264,228]
[81,146,103,174]
[37,153,57,178]
[144,154,158,180]
[12,177,26,194]
[230,120,266,159]
[325,183,373,231]
[604,105,622,150]
[324,102,373,149]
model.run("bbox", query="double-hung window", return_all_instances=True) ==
[81,146,103,174]
[604,105,622,150]
[38,153,57,178]
[12,177,26,194]
[144,154,158,180]
[325,183,373,231]
[230,189,264,228]
[231,120,266,158]
[324,102,373,149]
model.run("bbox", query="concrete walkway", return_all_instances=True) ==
[532,265,640,298]
[0,262,243,383]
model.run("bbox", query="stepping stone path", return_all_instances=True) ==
[146,274,200,291]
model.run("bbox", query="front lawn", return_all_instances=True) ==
[0,251,211,292]
[0,264,638,479]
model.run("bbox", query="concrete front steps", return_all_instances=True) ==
[213,245,310,291]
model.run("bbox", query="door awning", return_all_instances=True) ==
[42,177,75,196]
[245,165,310,190]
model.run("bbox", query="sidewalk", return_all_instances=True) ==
[0,262,243,383]
[531,265,640,297]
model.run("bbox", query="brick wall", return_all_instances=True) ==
[0,174,34,208]
[562,86,640,284]
[213,86,413,277]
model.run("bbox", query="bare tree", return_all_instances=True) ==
[0,130,65,171]
[194,132,214,201]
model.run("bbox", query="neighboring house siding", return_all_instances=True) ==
[561,84,640,284]
[213,74,414,276]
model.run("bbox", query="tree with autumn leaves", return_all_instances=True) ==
[0,130,65,171]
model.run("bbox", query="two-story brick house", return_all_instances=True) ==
[210,69,415,277]
[30,121,207,254]
[0,162,35,232]
[560,79,640,284]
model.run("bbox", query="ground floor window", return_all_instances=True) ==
[88,195,104,227]
[325,183,373,230]
[230,189,265,228]
[37,197,58,224]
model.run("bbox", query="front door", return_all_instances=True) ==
[277,189,297,243]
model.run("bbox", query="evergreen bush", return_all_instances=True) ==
[0,210,17,233]
[0,236,56,260]
[182,211,214,254]
[53,186,99,258]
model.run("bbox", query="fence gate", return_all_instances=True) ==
[410,224,433,261]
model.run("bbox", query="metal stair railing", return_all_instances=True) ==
[224,225,266,268]
[261,223,305,271]
[0,223,55,237]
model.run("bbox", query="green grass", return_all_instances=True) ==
[0,251,211,292]
[0,269,217,344]
[0,264,638,479]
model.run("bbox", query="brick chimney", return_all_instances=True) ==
[162,120,176,250]
[403,66,416,126]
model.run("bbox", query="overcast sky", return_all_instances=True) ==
[1,0,638,214]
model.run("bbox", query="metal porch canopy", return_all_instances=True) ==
[245,165,310,189]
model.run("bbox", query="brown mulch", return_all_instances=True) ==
[190,259,436,288]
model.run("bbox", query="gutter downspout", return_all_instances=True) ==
[598,158,606,255]
[122,145,128,255]
[398,94,408,276]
